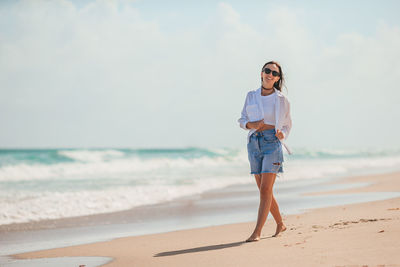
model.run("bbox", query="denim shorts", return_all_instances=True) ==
[247,129,284,174]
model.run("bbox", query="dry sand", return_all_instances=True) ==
[12,171,400,267]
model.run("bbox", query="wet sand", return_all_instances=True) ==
[9,171,400,267]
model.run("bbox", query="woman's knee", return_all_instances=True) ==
[259,183,273,197]
[259,173,275,196]
[260,186,273,197]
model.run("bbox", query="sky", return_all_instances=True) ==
[1,0,400,150]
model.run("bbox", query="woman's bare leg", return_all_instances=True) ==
[254,174,283,224]
[247,174,286,241]
[246,173,276,241]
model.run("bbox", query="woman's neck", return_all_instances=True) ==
[261,86,274,96]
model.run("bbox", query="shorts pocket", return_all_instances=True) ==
[247,137,258,155]
[263,135,278,143]
[261,140,282,160]
[276,141,284,162]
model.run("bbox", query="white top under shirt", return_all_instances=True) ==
[238,87,292,153]
[261,92,276,125]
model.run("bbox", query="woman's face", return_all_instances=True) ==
[261,63,280,89]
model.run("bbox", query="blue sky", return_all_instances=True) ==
[1,0,399,150]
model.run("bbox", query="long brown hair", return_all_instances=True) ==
[261,61,285,92]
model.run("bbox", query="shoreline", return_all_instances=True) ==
[12,200,400,266]
[3,172,400,266]
[3,171,400,266]
[2,169,394,233]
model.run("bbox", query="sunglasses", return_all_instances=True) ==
[263,68,280,77]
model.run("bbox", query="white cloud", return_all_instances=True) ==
[0,1,399,149]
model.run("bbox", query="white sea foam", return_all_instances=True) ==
[0,152,247,182]
[58,149,125,162]
[0,175,250,225]
[1,148,400,225]
[283,156,400,181]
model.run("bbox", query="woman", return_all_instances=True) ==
[238,61,292,242]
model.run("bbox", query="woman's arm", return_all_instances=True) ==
[246,120,265,130]
[238,92,266,130]
[238,93,250,130]
[280,99,292,140]
[238,91,266,130]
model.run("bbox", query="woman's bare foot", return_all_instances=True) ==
[245,232,260,242]
[272,222,287,237]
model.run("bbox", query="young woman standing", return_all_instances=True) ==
[238,61,292,242]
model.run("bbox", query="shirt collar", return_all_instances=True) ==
[257,87,284,98]
[274,88,285,98]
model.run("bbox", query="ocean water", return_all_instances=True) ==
[1,147,400,226]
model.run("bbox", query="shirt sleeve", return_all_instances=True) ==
[238,92,250,130]
[280,98,292,140]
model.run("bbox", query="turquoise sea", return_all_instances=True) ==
[1,147,400,226]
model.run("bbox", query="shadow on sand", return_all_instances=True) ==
[154,236,273,257]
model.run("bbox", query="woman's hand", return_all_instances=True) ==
[246,120,264,130]
[275,129,285,140]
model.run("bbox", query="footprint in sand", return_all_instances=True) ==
[329,218,388,228]
[360,218,378,223]
[284,240,306,247]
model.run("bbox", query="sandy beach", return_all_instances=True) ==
[7,171,400,267]
[2,0,400,266]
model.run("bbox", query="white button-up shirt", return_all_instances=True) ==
[238,87,292,154]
